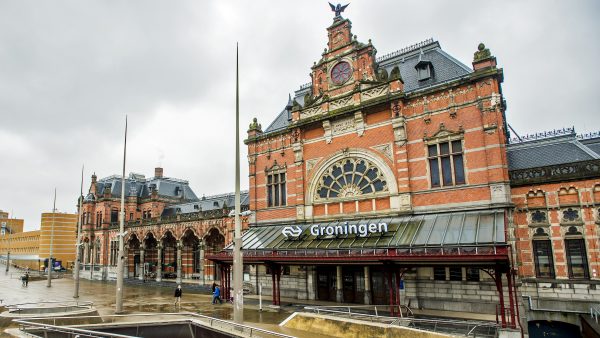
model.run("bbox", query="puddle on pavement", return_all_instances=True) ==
[121,304,290,326]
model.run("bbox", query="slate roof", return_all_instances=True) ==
[507,134,600,171]
[264,96,294,133]
[378,41,472,93]
[162,191,249,216]
[85,173,199,202]
[580,137,600,157]
[262,39,472,135]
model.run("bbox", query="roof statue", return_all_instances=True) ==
[329,3,349,19]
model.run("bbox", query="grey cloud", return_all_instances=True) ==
[0,0,598,228]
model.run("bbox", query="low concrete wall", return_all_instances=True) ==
[280,312,451,338]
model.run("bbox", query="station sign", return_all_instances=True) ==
[282,221,388,239]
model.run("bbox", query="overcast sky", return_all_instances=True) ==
[1,1,598,230]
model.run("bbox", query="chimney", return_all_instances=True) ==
[155,167,163,178]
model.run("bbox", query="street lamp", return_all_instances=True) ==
[74,166,84,298]
[2,223,12,273]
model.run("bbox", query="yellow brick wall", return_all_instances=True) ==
[38,213,78,269]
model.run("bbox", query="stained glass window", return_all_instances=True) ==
[317,158,387,199]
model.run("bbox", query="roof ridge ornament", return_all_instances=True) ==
[329,2,349,20]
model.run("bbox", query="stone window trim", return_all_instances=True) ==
[564,235,590,280]
[532,237,555,279]
[306,148,398,205]
[327,56,354,88]
[315,157,389,202]
[528,209,550,227]
[559,207,584,226]
[426,137,466,188]
[533,227,550,237]
[265,165,287,208]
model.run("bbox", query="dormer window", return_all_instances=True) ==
[415,50,433,81]
[213,201,219,207]
[417,65,431,80]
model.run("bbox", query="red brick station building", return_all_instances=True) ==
[80,10,600,337]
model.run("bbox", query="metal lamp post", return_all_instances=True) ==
[47,188,56,287]
[2,223,11,273]
[74,165,84,298]
[232,43,244,325]
[115,116,128,314]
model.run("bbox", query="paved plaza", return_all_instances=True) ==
[0,269,324,337]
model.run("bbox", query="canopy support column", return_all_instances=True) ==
[495,268,506,328]
[336,266,343,303]
[270,264,277,305]
[364,266,371,305]
[507,269,516,328]
[386,264,396,316]
[276,265,282,306]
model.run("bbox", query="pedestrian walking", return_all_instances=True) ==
[21,274,26,287]
[24,272,29,287]
[212,284,222,304]
[174,284,182,307]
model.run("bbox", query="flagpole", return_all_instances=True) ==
[74,165,84,298]
[233,42,244,325]
[47,188,56,287]
[115,116,127,314]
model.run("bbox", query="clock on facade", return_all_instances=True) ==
[331,61,352,85]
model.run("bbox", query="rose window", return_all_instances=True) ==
[531,210,547,224]
[317,158,387,199]
[562,208,579,222]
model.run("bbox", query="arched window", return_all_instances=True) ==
[316,158,387,199]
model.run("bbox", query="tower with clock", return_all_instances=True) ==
[309,13,379,99]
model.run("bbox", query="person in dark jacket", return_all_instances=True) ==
[174,285,182,307]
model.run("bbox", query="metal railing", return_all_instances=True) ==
[591,305,600,324]
[5,300,94,314]
[303,305,499,337]
[304,304,413,319]
[15,312,296,338]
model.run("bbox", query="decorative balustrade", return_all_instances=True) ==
[376,38,435,62]
[510,159,600,186]
[509,127,574,144]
